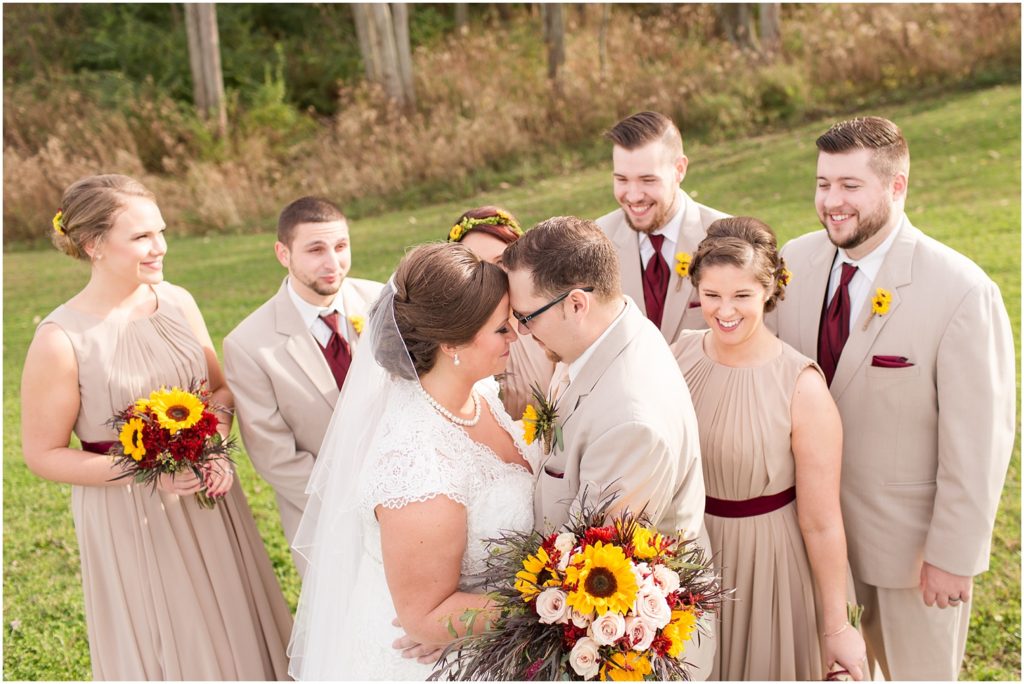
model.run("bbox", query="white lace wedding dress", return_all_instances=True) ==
[293,376,535,680]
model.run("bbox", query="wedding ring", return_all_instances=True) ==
[948,596,961,604]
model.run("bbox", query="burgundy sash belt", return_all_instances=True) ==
[706,486,796,518]
[80,440,116,455]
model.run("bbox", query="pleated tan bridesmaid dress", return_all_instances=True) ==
[673,329,826,681]
[40,282,292,680]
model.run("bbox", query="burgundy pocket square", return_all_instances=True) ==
[871,355,913,368]
[543,467,565,479]
[688,300,701,309]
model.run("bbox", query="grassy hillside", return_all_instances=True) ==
[4,84,1019,680]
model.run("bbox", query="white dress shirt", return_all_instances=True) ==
[287,278,348,348]
[638,189,687,269]
[826,216,903,327]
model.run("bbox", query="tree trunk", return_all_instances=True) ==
[543,3,565,90]
[454,3,468,32]
[184,3,227,138]
[715,3,758,51]
[598,4,610,81]
[367,4,404,105]
[759,3,781,55]
[391,3,416,108]
[352,4,381,83]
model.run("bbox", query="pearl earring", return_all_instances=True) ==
[454,353,460,367]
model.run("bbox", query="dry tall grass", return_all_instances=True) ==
[4,3,1019,244]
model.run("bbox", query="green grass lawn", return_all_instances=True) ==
[4,84,1019,680]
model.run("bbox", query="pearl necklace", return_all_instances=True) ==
[417,385,481,427]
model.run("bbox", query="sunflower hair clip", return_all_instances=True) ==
[52,209,65,235]
[448,211,524,242]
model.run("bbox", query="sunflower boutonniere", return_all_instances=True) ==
[863,288,893,330]
[674,252,692,291]
[521,383,562,456]
[348,314,366,335]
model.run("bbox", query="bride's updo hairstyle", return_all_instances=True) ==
[689,216,788,312]
[381,242,508,379]
[51,174,156,261]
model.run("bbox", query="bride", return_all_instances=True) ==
[288,243,537,680]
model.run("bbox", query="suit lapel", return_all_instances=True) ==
[662,193,701,340]
[338,279,368,352]
[274,280,339,405]
[830,222,917,399]
[798,239,837,357]
[557,299,641,430]
[611,216,647,319]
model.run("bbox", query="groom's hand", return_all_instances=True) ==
[391,617,444,664]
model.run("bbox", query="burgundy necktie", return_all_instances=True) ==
[642,234,671,328]
[818,262,859,386]
[318,312,352,390]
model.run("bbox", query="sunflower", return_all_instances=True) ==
[600,650,653,681]
[871,288,892,316]
[118,418,147,461]
[565,541,639,616]
[448,224,464,241]
[662,607,698,658]
[147,387,204,434]
[348,315,366,335]
[515,546,552,601]
[521,404,539,445]
[674,252,691,279]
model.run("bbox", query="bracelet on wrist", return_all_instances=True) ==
[823,622,850,638]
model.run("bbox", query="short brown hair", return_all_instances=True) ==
[502,216,620,301]
[384,242,508,379]
[816,116,910,180]
[53,174,156,261]
[278,196,346,246]
[605,111,684,158]
[689,217,787,313]
[447,205,522,245]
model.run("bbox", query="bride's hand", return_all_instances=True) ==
[391,617,445,664]
[156,470,204,496]
[824,623,867,681]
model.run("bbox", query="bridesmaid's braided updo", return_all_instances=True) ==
[689,216,788,312]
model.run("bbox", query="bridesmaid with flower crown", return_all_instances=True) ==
[20,174,292,680]
[671,217,866,681]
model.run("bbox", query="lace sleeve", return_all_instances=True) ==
[364,445,470,511]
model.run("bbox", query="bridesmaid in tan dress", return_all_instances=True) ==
[670,217,866,680]
[446,206,555,418]
[20,175,292,680]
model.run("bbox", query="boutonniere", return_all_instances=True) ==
[674,252,692,291]
[521,383,562,455]
[862,288,892,330]
[348,314,365,335]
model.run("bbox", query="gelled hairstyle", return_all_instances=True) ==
[689,216,788,313]
[605,110,684,160]
[278,196,346,246]
[383,242,508,378]
[52,174,156,261]
[816,116,910,180]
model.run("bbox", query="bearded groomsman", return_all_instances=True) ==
[596,111,729,344]
[504,216,714,679]
[770,117,1014,680]
[224,197,383,576]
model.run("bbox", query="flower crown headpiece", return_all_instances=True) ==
[52,209,65,235]
[448,210,523,242]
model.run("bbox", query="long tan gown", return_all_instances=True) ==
[39,282,292,680]
[672,329,825,681]
[498,332,555,419]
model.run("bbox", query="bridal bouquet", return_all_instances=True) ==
[105,380,236,508]
[431,497,723,681]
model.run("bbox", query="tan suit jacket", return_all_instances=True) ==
[596,194,728,345]
[223,276,384,570]
[771,218,1015,588]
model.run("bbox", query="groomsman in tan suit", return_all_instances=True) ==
[771,117,1014,680]
[223,197,383,575]
[596,111,729,344]
[503,216,714,678]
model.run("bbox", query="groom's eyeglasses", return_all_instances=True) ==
[512,287,595,334]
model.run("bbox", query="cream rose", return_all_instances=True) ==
[589,611,626,646]
[624,616,656,651]
[554,532,576,571]
[635,588,672,628]
[570,608,593,629]
[651,564,681,596]
[535,587,569,625]
[569,636,601,680]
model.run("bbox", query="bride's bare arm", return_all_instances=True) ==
[377,496,494,647]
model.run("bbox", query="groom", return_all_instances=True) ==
[503,216,715,678]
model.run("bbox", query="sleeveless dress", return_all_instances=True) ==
[296,377,535,680]
[39,282,292,680]
[672,329,825,681]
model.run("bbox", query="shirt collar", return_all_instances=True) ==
[567,299,628,383]
[286,277,345,332]
[643,188,687,247]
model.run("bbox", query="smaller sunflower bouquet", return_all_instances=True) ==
[430,495,724,681]
[106,380,236,508]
